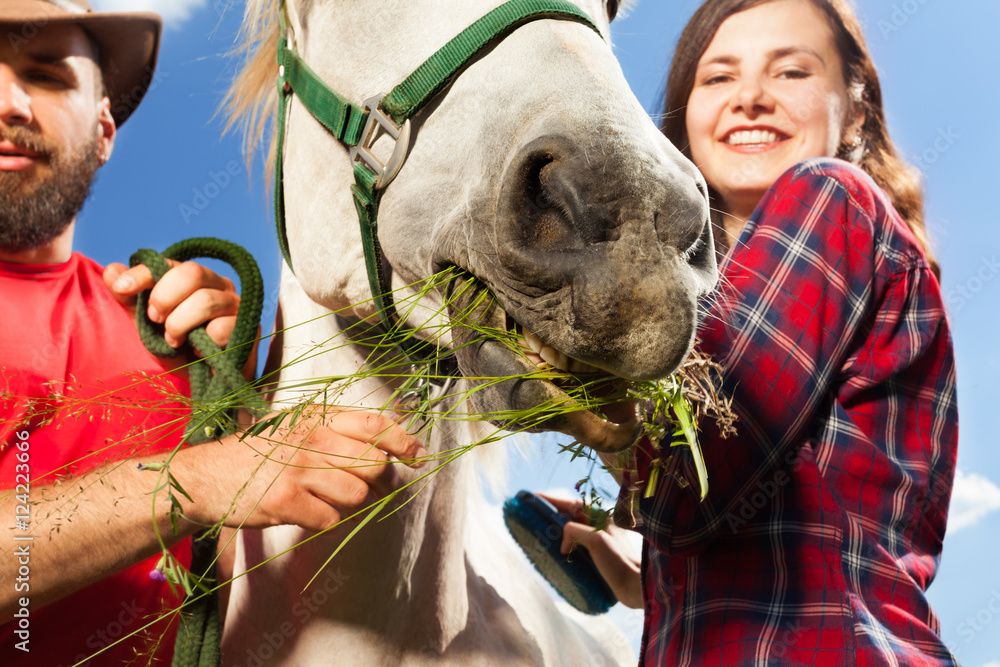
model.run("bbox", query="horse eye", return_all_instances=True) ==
[607,0,620,22]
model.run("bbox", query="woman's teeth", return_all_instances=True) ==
[726,129,781,146]
[521,327,599,374]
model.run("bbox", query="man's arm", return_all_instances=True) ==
[0,409,426,616]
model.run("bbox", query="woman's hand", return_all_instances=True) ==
[537,492,643,609]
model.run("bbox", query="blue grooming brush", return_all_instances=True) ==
[503,490,617,615]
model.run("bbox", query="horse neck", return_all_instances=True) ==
[270,267,475,647]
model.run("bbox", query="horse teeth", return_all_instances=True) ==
[538,345,559,368]
[569,359,599,373]
[520,325,594,373]
[523,328,543,354]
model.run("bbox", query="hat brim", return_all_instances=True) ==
[3,9,162,127]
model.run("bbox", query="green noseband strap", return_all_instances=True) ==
[274,0,602,362]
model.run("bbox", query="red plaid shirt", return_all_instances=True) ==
[619,159,959,666]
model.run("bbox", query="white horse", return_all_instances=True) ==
[221,1,716,664]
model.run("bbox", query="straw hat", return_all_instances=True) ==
[1,0,162,126]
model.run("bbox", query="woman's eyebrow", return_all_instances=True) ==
[767,46,826,64]
[701,55,739,67]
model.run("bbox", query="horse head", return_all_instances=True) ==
[233,0,716,454]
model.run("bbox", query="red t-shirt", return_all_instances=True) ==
[0,253,192,666]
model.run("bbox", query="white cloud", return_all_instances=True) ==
[979,662,1000,667]
[92,0,210,29]
[948,470,1000,533]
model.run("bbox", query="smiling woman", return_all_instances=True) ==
[611,0,960,665]
[663,0,935,274]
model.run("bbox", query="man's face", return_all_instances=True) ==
[0,22,115,253]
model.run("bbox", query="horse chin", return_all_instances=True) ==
[447,286,643,454]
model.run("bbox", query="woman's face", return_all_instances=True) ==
[685,0,861,219]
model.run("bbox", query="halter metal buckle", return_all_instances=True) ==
[350,95,412,190]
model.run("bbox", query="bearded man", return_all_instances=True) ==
[0,2,423,664]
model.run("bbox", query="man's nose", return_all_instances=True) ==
[0,66,32,127]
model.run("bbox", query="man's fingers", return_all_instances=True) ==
[319,410,427,466]
[285,496,344,533]
[104,262,155,304]
[203,315,237,350]
[305,468,374,514]
[305,433,398,485]
[162,289,240,347]
[147,261,235,324]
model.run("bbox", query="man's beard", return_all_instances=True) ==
[0,126,101,254]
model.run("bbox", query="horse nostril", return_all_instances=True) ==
[696,176,709,201]
[523,153,558,220]
[505,136,590,251]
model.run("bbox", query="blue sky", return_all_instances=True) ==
[82,1,999,663]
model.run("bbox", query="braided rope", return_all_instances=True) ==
[129,237,264,667]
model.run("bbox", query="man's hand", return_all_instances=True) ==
[177,408,428,533]
[104,260,256,379]
[104,260,241,350]
[537,492,643,609]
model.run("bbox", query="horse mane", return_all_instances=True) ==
[618,0,639,17]
[224,0,281,174]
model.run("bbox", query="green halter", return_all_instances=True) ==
[274,0,602,363]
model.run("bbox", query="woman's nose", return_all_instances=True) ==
[730,75,773,117]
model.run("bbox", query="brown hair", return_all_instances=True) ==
[662,0,938,276]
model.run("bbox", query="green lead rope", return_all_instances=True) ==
[130,237,265,443]
[129,237,265,667]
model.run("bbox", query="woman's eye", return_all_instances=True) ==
[702,74,732,86]
[778,69,811,80]
[607,0,619,21]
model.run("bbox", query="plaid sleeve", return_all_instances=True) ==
[624,159,932,557]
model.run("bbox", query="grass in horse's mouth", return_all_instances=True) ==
[502,313,637,426]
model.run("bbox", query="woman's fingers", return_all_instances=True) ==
[536,492,586,522]
[561,520,643,609]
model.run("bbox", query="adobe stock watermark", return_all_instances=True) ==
[11,430,33,654]
[179,160,244,224]
[908,127,959,173]
[236,567,350,667]
[876,0,934,41]
[724,446,808,533]
[110,66,170,124]
[956,589,1000,646]
[944,254,1000,312]
[60,599,147,667]
[7,16,49,53]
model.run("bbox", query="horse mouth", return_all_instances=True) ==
[510,317,643,452]
[447,281,643,453]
